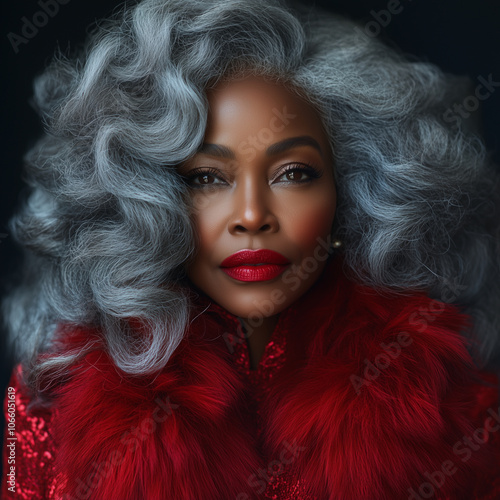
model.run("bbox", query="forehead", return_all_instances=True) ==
[204,75,329,146]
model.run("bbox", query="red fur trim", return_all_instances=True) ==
[46,257,499,499]
[52,315,261,500]
[262,282,496,500]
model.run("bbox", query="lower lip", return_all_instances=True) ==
[221,264,289,282]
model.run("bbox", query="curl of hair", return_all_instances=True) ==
[4,0,500,392]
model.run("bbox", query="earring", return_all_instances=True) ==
[331,239,342,249]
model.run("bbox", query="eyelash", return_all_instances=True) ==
[183,163,322,188]
[277,164,322,184]
[184,167,224,187]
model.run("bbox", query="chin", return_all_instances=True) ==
[229,303,286,323]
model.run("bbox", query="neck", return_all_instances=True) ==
[239,315,280,370]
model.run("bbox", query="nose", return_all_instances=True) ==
[228,178,279,235]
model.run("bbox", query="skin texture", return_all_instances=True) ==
[178,75,337,369]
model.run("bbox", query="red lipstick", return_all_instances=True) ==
[220,249,290,282]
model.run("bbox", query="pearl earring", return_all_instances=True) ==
[332,239,342,249]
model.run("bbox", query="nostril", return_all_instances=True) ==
[233,223,272,233]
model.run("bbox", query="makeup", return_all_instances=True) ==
[220,249,290,282]
[181,75,336,322]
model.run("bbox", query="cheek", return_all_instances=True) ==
[189,195,227,256]
[295,204,334,241]
[280,191,336,253]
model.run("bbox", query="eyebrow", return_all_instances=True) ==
[196,135,324,159]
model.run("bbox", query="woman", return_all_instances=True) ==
[2,0,500,498]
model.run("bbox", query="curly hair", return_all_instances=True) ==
[4,0,500,390]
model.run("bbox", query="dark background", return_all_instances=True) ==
[1,0,499,476]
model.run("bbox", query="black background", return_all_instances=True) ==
[1,0,499,476]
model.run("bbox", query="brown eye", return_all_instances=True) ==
[274,164,321,184]
[284,170,306,181]
[198,174,216,184]
[184,168,227,188]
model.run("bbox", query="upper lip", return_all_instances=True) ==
[220,249,290,267]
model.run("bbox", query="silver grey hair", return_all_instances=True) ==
[4,0,500,390]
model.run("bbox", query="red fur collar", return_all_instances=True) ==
[50,257,499,499]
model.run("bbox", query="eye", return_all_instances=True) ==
[183,168,227,188]
[273,164,322,184]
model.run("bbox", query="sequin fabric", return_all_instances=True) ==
[231,318,317,500]
[2,365,59,500]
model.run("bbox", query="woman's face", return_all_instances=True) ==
[178,75,336,322]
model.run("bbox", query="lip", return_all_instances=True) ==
[220,249,290,282]
[221,249,289,267]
